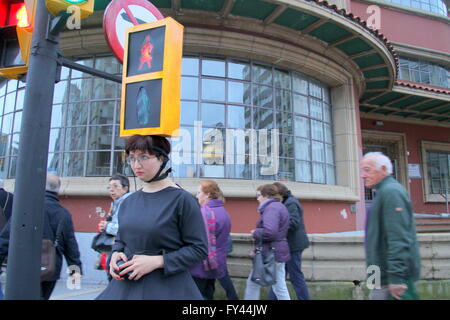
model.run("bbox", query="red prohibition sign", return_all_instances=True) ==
[103,0,164,64]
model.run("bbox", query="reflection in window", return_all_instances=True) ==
[399,56,449,88]
[427,151,450,194]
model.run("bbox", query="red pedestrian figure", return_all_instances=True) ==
[138,35,153,71]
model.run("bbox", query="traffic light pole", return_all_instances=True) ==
[5,0,59,299]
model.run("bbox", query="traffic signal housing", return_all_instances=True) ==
[45,0,94,19]
[0,0,35,79]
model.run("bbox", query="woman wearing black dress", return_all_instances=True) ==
[96,135,208,300]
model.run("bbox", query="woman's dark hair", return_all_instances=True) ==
[125,135,171,159]
[257,184,279,198]
[273,182,289,198]
[110,173,130,192]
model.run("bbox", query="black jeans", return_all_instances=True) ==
[218,270,239,300]
[193,277,216,300]
[41,281,57,300]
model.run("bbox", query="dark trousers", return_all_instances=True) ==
[41,281,57,300]
[218,270,239,300]
[193,277,216,300]
[268,250,310,300]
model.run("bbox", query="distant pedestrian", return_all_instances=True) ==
[96,135,207,300]
[361,152,420,300]
[190,180,237,300]
[95,174,133,281]
[244,184,291,300]
[267,182,310,300]
[0,173,83,300]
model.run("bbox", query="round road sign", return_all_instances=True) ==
[103,0,164,64]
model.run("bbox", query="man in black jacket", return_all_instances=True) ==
[0,174,83,299]
[268,182,310,300]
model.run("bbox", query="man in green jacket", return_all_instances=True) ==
[361,152,420,300]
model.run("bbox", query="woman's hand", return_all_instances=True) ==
[109,251,128,280]
[98,220,107,232]
[118,255,164,281]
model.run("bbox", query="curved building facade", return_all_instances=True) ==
[1,0,449,238]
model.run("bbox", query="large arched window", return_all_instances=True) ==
[0,54,336,185]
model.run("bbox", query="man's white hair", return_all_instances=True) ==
[363,152,393,175]
[46,173,61,193]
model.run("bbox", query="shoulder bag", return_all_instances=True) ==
[250,236,276,286]
[91,231,115,253]
[41,218,64,282]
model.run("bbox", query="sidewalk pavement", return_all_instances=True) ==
[49,280,107,300]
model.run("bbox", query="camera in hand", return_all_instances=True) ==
[114,259,132,280]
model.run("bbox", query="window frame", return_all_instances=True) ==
[421,140,450,202]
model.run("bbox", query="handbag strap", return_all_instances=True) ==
[54,218,64,248]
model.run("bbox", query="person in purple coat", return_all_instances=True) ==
[244,184,291,300]
[190,180,235,300]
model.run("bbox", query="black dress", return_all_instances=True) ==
[96,187,208,300]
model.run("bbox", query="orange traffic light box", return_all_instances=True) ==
[120,17,184,138]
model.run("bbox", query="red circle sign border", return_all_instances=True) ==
[103,0,164,64]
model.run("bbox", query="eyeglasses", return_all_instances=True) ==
[126,154,155,165]
[107,184,123,191]
[256,193,262,198]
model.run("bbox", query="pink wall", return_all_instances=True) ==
[350,1,450,53]
[361,118,450,214]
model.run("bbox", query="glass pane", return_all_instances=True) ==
[278,158,294,181]
[95,56,121,74]
[11,133,20,155]
[294,116,310,138]
[295,160,311,182]
[2,113,13,135]
[227,105,250,129]
[172,126,197,154]
[68,78,92,102]
[171,160,196,178]
[86,151,111,176]
[279,135,293,158]
[49,128,64,153]
[181,77,199,100]
[63,152,84,176]
[65,103,88,126]
[311,120,324,141]
[295,137,310,161]
[253,108,274,130]
[202,59,225,77]
[276,112,293,135]
[228,81,251,104]
[180,101,198,125]
[202,128,225,165]
[201,103,225,127]
[4,93,15,114]
[312,162,325,183]
[60,66,70,80]
[293,94,308,115]
[0,81,6,97]
[13,111,22,132]
[293,73,308,94]
[8,156,17,178]
[53,81,68,104]
[114,126,126,150]
[47,153,62,175]
[15,89,25,110]
[0,96,4,114]
[182,57,199,76]
[7,80,17,93]
[92,78,119,99]
[65,126,86,151]
[201,79,225,101]
[87,126,113,150]
[253,85,273,108]
[309,82,322,99]
[71,59,94,78]
[310,99,323,120]
[324,123,333,143]
[200,164,225,178]
[90,101,115,125]
[274,69,291,89]
[113,151,133,176]
[252,64,272,85]
[0,135,10,157]
[325,144,334,164]
[228,61,250,80]
[312,141,325,162]
[0,157,9,179]
[275,89,292,112]
[226,162,251,179]
[323,104,331,123]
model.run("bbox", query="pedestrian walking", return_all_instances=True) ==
[96,135,207,300]
[94,174,132,281]
[268,182,310,300]
[244,184,291,300]
[361,152,421,300]
[190,180,237,300]
[0,173,83,300]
